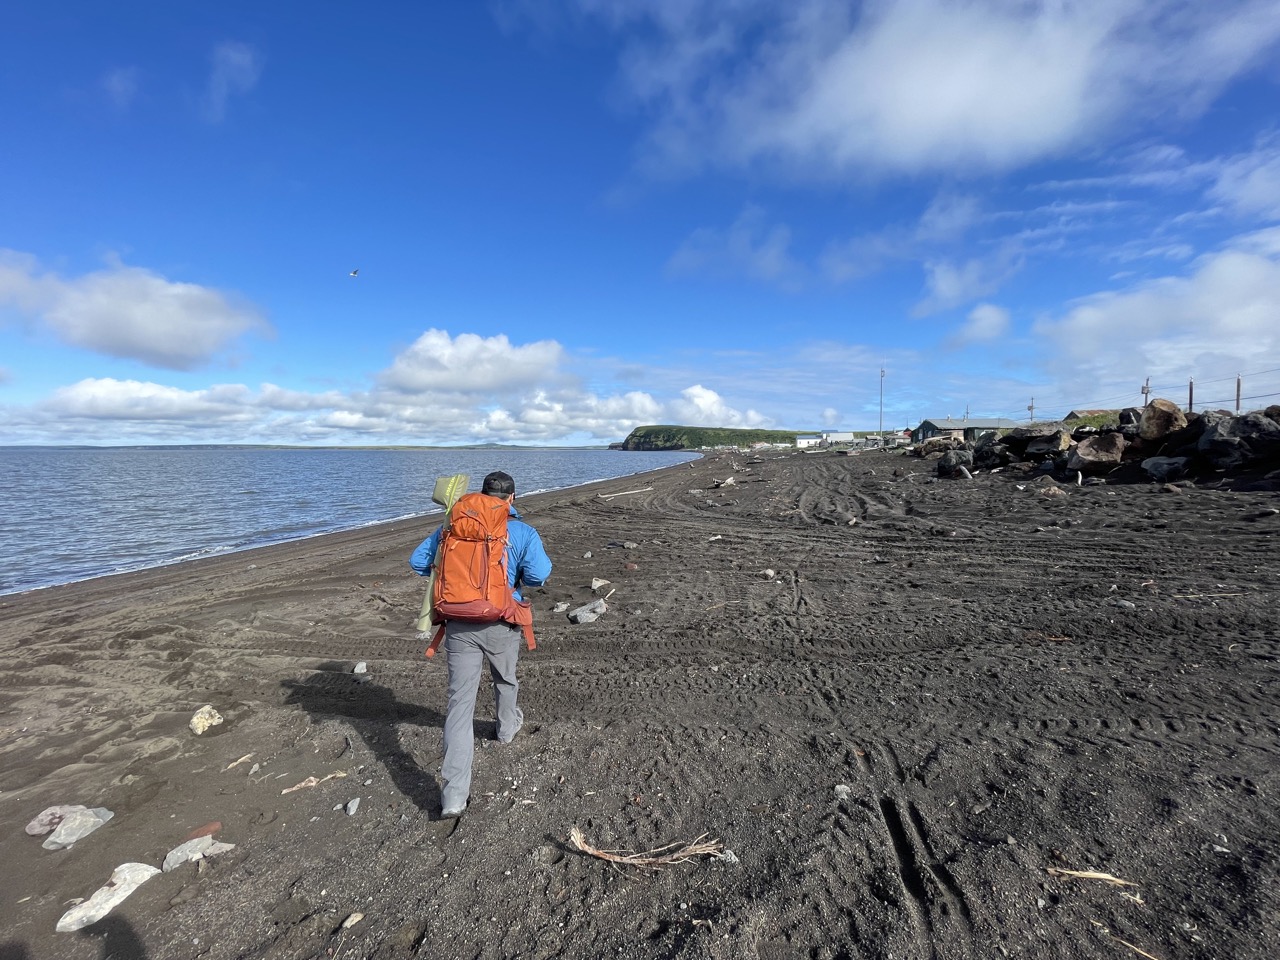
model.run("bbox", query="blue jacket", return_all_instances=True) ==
[409,502,551,602]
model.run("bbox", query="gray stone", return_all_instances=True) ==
[353,661,367,674]
[1026,431,1072,456]
[1003,421,1069,443]
[568,599,607,624]
[163,836,215,872]
[42,807,114,850]
[56,863,161,932]
[1141,456,1191,482]
[26,804,88,837]
[163,835,236,872]
[591,577,612,592]
[345,797,361,816]
[1198,412,1280,470]
[1139,398,1187,441]
[1067,433,1128,473]
[937,449,974,478]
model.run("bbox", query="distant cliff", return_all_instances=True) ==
[614,425,807,450]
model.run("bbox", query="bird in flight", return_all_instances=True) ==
[349,269,359,277]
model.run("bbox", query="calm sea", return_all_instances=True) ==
[0,447,698,595]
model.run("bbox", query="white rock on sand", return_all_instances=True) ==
[189,704,224,735]
[56,863,161,932]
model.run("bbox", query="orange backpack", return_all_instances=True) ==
[425,493,535,657]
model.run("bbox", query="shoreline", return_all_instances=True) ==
[0,453,701,601]
[2,447,1278,960]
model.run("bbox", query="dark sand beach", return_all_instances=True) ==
[2,448,1278,960]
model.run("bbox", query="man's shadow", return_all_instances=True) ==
[282,662,446,812]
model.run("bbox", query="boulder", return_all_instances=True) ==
[1119,407,1142,426]
[937,449,975,478]
[1067,433,1128,473]
[1139,398,1187,441]
[973,432,1012,469]
[1025,431,1072,457]
[1198,413,1280,471]
[915,436,961,457]
[1141,456,1191,483]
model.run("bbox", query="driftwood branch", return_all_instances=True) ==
[1046,867,1136,887]
[597,487,653,501]
[569,826,724,871]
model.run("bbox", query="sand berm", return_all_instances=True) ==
[1,449,1278,960]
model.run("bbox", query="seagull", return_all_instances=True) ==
[349,268,359,277]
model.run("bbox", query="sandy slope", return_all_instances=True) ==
[1,449,1278,960]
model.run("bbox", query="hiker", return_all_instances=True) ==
[409,470,552,819]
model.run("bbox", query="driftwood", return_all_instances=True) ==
[597,487,653,501]
[569,826,724,871]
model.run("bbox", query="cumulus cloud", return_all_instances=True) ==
[0,325,785,445]
[669,383,766,427]
[570,0,1280,178]
[205,42,261,123]
[46,378,254,421]
[0,250,268,370]
[666,206,805,287]
[379,329,566,394]
[1034,232,1280,392]
[952,303,1011,346]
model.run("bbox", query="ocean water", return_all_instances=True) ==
[0,447,698,595]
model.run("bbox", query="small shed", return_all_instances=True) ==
[911,417,1016,444]
[795,434,824,449]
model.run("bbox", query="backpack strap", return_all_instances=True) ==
[425,609,536,657]
[424,623,446,658]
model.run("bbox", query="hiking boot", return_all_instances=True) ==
[440,803,466,819]
[497,720,523,744]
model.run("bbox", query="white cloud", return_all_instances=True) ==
[205,42,261,123]
[0,250,268,369]
[46,378,254,421]
[574,0,1280,178]
[667,206,805,287]
[669,383,766,426]
[952,303,1011,346]
[915,247,1024,315]
[379,329,566,394]
[102,67,140,111]
[1034,235,1280,392]
[1210,141,1280,222]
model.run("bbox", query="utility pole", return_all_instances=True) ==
[1236,374,1242,414]
[1027,397,1035,422]
[1141,377,1150,408]
[1188,377,1194,413]
[879,364,885,444]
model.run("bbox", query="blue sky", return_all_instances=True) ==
[3,1,1280,446]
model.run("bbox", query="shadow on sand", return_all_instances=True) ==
[282,663,446,813]
[0,917,150,960]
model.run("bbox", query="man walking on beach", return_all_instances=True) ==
[409,471,552,819]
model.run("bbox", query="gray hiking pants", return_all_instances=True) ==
[440,620,525,811]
